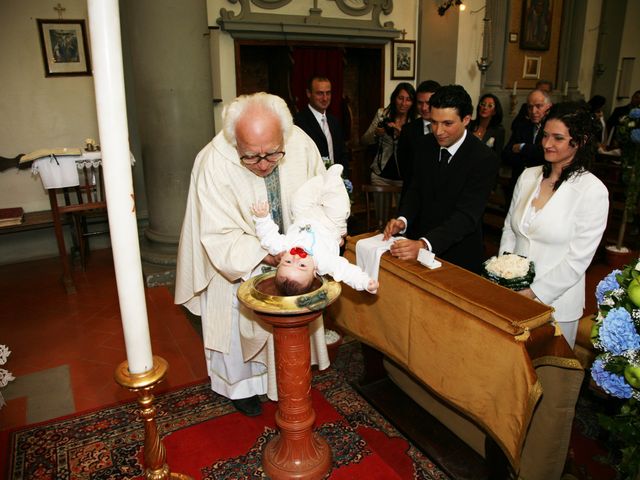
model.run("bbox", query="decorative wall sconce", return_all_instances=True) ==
[438,0,464,16]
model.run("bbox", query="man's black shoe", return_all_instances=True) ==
[231,395,262,416]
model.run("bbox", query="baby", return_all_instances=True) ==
[252,164,378,296]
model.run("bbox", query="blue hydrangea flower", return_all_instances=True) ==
[595,269,621,304]
[631,128,640,144]
[629,108,640,120]
[599,307,640,355]
[591,358,633,398]
[343,178,353,194]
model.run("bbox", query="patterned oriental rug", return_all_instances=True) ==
[1,342,448,479]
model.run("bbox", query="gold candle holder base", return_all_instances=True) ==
[114,356,193,480]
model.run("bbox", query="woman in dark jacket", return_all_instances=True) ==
[468,93,505,154]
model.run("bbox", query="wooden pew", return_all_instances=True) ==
[329,233,583,479]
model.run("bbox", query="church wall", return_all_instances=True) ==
[612,0,640,110]
[0,0,99,214]
[0,0,148,264]
[455,0,487,109]
[206,0,420,130]
[418,0,459,86]
[0,0,102,264]
[504,0,565,92]
[577,0,602,100]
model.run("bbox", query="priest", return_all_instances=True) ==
[175,92,329,416]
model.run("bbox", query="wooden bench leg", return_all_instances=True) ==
[359,343,387,385]
[49,190,76,294]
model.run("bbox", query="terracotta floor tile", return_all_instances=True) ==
[0,396,27,430]
[0,249,204,430]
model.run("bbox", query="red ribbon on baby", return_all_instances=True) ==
[289,247,307,258]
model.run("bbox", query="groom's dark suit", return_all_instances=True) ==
[293,107,347,172]
[398,118,429,200]
[399,132,498,273]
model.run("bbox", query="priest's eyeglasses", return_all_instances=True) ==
[239,151,285,165]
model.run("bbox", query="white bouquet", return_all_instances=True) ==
[482,253,535,291]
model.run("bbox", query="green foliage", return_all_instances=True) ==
[616,110,640,248]
[597,398,640,479]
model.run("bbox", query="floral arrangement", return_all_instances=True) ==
[591,259,640,478]
[343,178,353,195]
[614,107,640,250]
[0,345,15,409]
[482,253,535,291]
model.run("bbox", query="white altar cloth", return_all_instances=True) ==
[31,151,135,189]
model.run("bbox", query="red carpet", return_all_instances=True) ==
[1,343,448,479]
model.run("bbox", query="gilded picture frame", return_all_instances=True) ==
[523,55,541,79]
[519,0,552,51]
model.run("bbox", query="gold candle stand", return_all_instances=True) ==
[114,356,192,480]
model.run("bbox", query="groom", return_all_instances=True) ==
[383,84,498,273]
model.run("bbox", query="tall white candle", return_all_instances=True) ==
[87,0,154,374]
[512,81,517,96]
[563,81,569,96]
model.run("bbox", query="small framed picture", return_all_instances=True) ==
[509,32,519,43]
[390,40,416,80]
[522,55,541,79]
[37,19,92,77]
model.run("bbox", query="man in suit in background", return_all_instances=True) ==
[383,85,498,273]
[293,75,347,172]
[503,88,552,205]
[511,79,553,130]
[397,79,441,199]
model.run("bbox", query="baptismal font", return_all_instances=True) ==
[237,270,341,480]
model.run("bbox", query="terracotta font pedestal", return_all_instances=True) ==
[238,272,340,480]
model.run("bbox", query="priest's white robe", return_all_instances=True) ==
[175,126,330,400]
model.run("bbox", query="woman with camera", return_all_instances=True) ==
[362,82,417,184]
[361,82,417,227]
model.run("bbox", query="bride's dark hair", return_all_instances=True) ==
[542,101,599,190]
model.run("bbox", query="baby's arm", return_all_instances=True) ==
[322,254,378,294]
[251,200,270,218]
[251,202,288,255]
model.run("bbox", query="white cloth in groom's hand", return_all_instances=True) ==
[355,233,399,281]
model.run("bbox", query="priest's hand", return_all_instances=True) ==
[389,238,423,261]
[264,252,283,267]
[383,218,405,240]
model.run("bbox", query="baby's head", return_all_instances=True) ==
[275,248,316,296]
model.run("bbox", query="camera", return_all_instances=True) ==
[377,117,395,137]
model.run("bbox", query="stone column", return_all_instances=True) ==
[121,0,214,285]
[557,0,588,101]
[483,0,508,91]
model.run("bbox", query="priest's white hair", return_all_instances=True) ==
[222,92,293,146]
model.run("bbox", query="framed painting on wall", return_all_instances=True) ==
[391,40,415,80]
[37,19,92,77]
[523,56,541,79]
[520,0,552,51]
